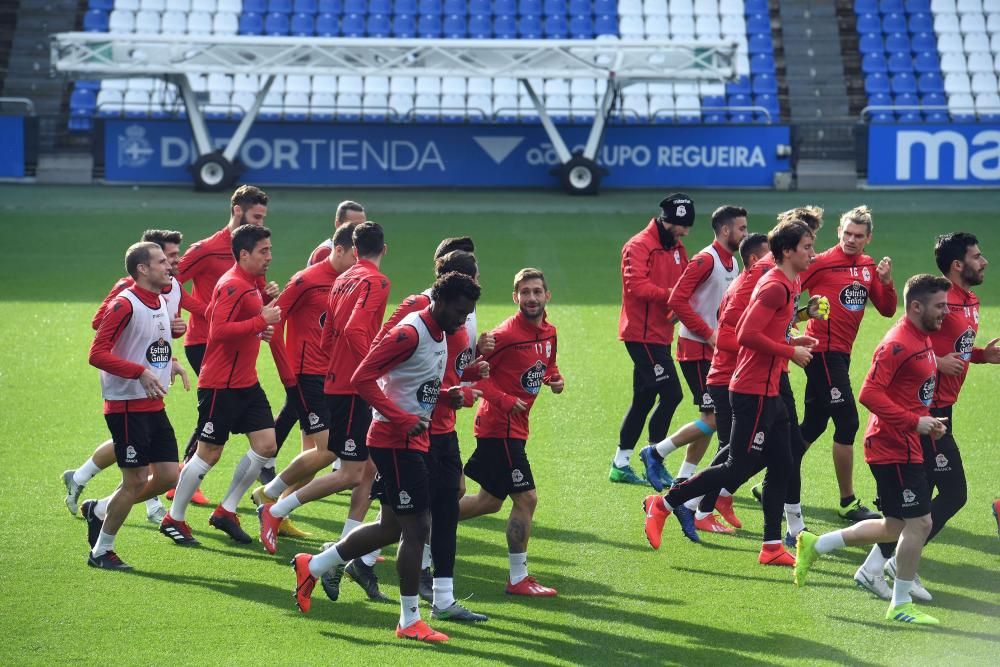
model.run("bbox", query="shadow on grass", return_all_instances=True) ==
[828,614,1000,642]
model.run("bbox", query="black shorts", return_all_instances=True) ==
[184,343,206,376]
[921,405,962,475]
[105,409,179,468]
[287,374,330,435]
[804,351,854,409]
[680,359,714,412]
[870,462,932,519]
[708,384,732,448]
[428,431,463,492]
[196,384,274,446]
[624,341,678,393]
[370,447,430,515]
[327,393,372,460]
[464,438,535,500]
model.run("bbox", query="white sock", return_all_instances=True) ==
[145,497,163,512]
[399,594,421,629]
[784,503,805,536]
[361,549,380,567]
[891,578,914,606]
[683,497,700,511]
[340,518,362,539]
[264,474,289,498]
[270,491,302,519]
[676,461,698,479]
[221,450,269,513]
[421,543,433,570]
[432,577,455,610]
[862,545,889,576]
[264,456,277,470]
[73,458,103,486]
[509,552,529,585]
[720,488,732,497]
[309,543,345,577]
[654,437,677,458]
[332,458,342,471]
[91,529,116,557]
[95,496,111,521]
[170,454,213,522]
[694,509,712,520]
[815,530,847,554]
[613,447,632,468]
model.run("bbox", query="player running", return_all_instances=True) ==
[80,242,183,570]
[644,219,817,567]
[158,224,280,546]
[798,205,896,522]
[611,195,693,484]
[290,272,481,643]
[307,200,366,267]
[458,268,564,596]
[794,274,951,626]
[641,205,747,490]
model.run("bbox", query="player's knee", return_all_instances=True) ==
[401,513,431,543]
[512,489,537,514]
[157,466,179,490]
[700,413,716,431]
[831,410,860,445]
[631,387,657,413]
[910,514,933,538]
[197,443,223,466]
[121,474,147,496]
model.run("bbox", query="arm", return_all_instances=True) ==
[735,283,794,360]
[209,284,267,341]
[179,285,207,319]
[667,253,716,341]
[351,325,422,431]
[91,279,131,330]
[716,324,739,353]
[869,274,898,318]
[622,241,670,303]
[858,346,921,432]
[175,239,210,286]
[88,298,145,379]
[266,276,305,387]
[344,278,390,360]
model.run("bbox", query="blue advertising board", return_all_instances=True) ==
[0,116,25,178]
[868,124,1000,186]
[104,120,789,188]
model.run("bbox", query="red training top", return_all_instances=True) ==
[308,240,333,267]
[930,280,984,408]
[619,220,688,345]
[198,264,268,389]
[706,268,752,387]
[269,260,340,387]
[859,317,937,464]
[730,267,800,397]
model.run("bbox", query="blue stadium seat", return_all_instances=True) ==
[862,52,888,73]
[752,72,778,93]
[729,111,753,123]
[367,12,391,36]
[884,33,909,54]
[897,111,921,123]
[89,0,113,9]
[239,11,264,33]
[569,13,593,37]
[913,52,939,74]
[750,53,775,74]
[318,0,341,12]
[293,0,317,12]
[395,0,417,12]
[344,0,366,12]
[918,72,944,93]
[83,9,109,31]
[702,95,725,108]
[870,111,894,123]
[879,0,904,11]
[895,92,918,107]
[443,13,467,36]
[291,12,315,34]
[393,13,417,36]
[746,13,770,34]
[924,110,948,122]
[316,12,338,34]
[890,72,916,93]
[544,0,566,14]
[868,92,892,107]
[371,0,392,11]
[70,87,97,113]
[265,11,290,33]
[888,52,913,73]
[268,0,292,13]
[755,93,779,114]
[749,33,773,54]
[951,111,976,123]
[921,92,945,106]
[77,80,101,90]
[544,13,568,37]
[418,12,441,36]
[568,0,589,14]
[854,0,877,13]
[904,0,929,12]
[908,12,932,33]
[341,12,365,35]
[469,13,491,37]
[519,13,542,37]
[494,0,517,11]
[245,0,267,12]
[418,0,440,12]
[470,0,491,13]
[593,0,615,13]
[881,12,906,33]
[443,0,465,14]
[702,111,724,124]
[594,13,617,35]
[725,76,751,95]
[519,0,542,16]
[858,33,883,54]
[744,0,767,14]
[864,72,890,94]
[728,92,751,109]
[494,14,517,37]
[855,12,879,33]
[910,32,936,52]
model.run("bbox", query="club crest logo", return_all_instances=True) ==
[512,469,524,483]
[653,364,665,377]
[862,266,871,282]
[202,421,215,436]
[125,446,137,461]
[702,392,713,406]
[456,347,474,375]
[344,438,356,452]
[753,431,765,446]
[308,412,319,426]
[935,453,949,468]
[830,387,842,401]
[117,124,153,168]
[398,490,411,506]
[902,489,916,504]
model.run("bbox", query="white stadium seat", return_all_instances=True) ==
[140,0,166,10]
[933,12,960,33]
[128,76,155,90]
[217,0,241,11]
[388,93,414,116]
[675,93,701,120]
[964,33,991,54]
[619,0,643,16]
[971,72,999,93]
[944,72,971,94]
[695,14,721,38]
[207,73,234,93]
[117,0,140,9]
[187,11,213,34]
[719,0,743,15]
[642,0,668,15]
[161,11,187,33]
[670,0,694,16]
[134,9,161,32]
[956,0,981,11]
[108,10,136,33]
[931,0,956,10]
[721,14,746,38]
[937,33,963,54]
[166,0,191,10]
[671,15,695,38]
[644,15,670,38]
[213,12,239,34]
[959,13,986,33]
[968,52,994,73]
[693,0,718,16]
[940,52,968,74]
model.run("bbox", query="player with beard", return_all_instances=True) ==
[641,205,747,492]
[795,274,951,626]
[65,229,200,523]
[644,220,817,567]
[611,195,693,485]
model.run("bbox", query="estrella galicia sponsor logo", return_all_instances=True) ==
[456,347,474,375]
[919,375,935,406]
[416,378,442,410]
[839,281,869,312]
[955,327,976,360]
[902,488,916,505]
[125,445,138,463]
[146,337,172,369]
[521,360,546,395]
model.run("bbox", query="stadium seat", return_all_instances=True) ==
[908,12,933,32]
[695,15,721,38]
[344,0,365,11]
[494,0,517,12]
[856,12,880,32]
[141,0,166,11]
[109,10,136,32]
[934,12,959,33]
[265,11,290,34]
[888,52,913,73]
[594,13,617,35]
[719,0,741,14]
[720,13,745,37]
[891,72,917,93]
[913,52,940,74]
[544,13,568,37]
[884,33,910,54]
[294,0,317,11]
[392,13,416,36]
[971,72,998,94]
[569,14,593,37]
[968,52,994,73]
[89,0,114,9]
[371,0,392,11]
[469,13,492,36]
[367,13,391,36]
[244,0,267,10]
[341,12,365,35]
[881,12,906,32]
[418,13,441,36]
[315,12,337,34]
[83,9,110,31]
[291,12,315,34]
[494,13,517,36]
[750,53,775,73]
[941,52,967,74]
[752,72,777,93]
[443,0,465,14]
[911,32,937,52]
[918,72,945,92]
[858,33,883,53]
[187,10,212,33]
[865,72,891,94]
[443,13,467,37]
[880,0,904,11]
[239,11,264,33]
[418,0,441,12]
[905,0,930,11]
[744,0,767,14]
[214,12,239,33]
[269,0,292,12]
[746,13,769,33]
[862,52,888,73]
[519,14,543,37]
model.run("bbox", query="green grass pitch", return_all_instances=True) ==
[1,185,998,665]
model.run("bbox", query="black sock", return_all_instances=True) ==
[840,494,856,508]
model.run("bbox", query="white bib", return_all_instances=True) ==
[679,244,740,343]
[373,311,447,423]
[100,289,173,401]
